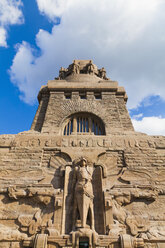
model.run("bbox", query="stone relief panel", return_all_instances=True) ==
[95,149,165,245]
[0,134,165,247]
[0,150,73,247]
[40,150,72,188]
[97,150,125,189]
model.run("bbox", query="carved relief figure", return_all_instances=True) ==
[72,157,94,231]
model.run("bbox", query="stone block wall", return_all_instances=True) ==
[31,84,134,135]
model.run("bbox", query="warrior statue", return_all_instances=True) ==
[72,157,94,231]
[87,60,95,75]
[72,60,80,75]
[59,67,66,79]
[98,67,109,80]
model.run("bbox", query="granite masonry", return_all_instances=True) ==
[0,60,165,248]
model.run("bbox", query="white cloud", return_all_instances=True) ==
[0,27,7,47]
[132,113,143,120]
[10,0,165,108]
[36,0,72,21]
[0,0,24,47]
[132,116,165,135]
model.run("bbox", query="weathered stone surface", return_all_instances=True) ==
[0,60,165,247]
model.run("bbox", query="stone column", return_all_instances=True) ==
[89,117,93,134]
[72,117,77,134]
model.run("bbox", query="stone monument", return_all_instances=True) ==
[72,157,94,231]
[0,60,165,248]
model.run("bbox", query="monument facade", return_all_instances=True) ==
[0,60,165,248]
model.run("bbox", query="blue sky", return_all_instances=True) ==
[0,0,165,135]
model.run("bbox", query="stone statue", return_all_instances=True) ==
[72,60,80,75]
[87,60,95,75]
[59,67,66,79]
[72,157,94,231]
[98,67,109,80]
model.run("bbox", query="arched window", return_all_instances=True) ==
[63,113,105,136]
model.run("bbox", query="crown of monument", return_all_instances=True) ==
[56,59,109,81]
[33,59,133,134]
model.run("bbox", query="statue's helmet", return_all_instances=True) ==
[80,157,87,163]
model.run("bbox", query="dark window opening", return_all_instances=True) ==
[79,237,89,248]
[64,126,66,135]
[77,118,79,132]
[80,70,86,74]
[64,93,71,99]
[80,92,86,99]
[80,117,82,132]
[63,113,105,136]
[94,92,101,99]
[79,241,89,248]
[86,118,89,132]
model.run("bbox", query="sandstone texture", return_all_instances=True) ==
[0,60,165,248]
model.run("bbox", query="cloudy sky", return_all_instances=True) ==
[0,0,165,135]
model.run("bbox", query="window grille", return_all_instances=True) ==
[63,113,105,136]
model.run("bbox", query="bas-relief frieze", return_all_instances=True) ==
[0,135,157,150]
[0,155,164,248]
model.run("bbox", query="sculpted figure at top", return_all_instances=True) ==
[72,60,80,74]
[56,60,109,80]
[59,67,67,79]
[87,60,95,75]
[72,157,94,231]
[99,67,108,80]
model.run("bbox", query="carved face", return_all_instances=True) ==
[80,158,87,167]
